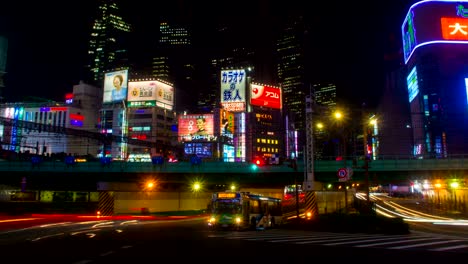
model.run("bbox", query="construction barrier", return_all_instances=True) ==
[98,191,114,216]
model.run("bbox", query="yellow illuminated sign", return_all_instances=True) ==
[217,192,236,198]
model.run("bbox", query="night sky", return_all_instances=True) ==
[0,0,415,109]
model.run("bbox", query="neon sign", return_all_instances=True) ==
[402,1,468,64]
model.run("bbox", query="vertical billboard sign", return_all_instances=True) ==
[406,66,419,103]
[220,69,246,112]
[250,84,282,109]
[103,70,129,103]
[178,114,217,142]
[402,1,468,64]
[220,108,234,135]
[127,80,174,110]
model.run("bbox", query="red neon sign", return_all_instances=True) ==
[441,17,468,40]
[50,107,68,111]
[251,85,281,109]
[69,114,84,121]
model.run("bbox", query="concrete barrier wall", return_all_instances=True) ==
[113,191,212,214]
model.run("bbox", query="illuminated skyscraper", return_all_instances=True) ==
[154,21,194,112]
[311,83,337,159]
[276,16,310,157]
[314,83,336,107]
[87,0,131,86]
[159,22,191,46]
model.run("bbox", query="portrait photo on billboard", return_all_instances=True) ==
[103,70,129,103]
[178,114,216,142]
[220,109,234,135]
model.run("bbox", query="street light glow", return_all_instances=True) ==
[334,111,342,119]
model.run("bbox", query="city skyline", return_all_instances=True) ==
[0,0,414,110]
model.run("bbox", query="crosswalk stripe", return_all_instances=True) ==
[207,230,467,252]
[388,239,464,249]
[324,235,411,246]
[430,244,468,251]
[356,237,435,247]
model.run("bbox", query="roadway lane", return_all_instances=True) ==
[0,218,466,263]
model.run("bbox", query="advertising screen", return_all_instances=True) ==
[127,80,174,110]
[184,142,213,158]
[220,69,246,112]
[250,84,282,109]
[220,109,234,135]
[103,70,128,103]
[178,114,217,142]
[407,66,419,103]
[402,1,468,64]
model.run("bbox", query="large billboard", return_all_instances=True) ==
[127,80,174,110]
[178,114,217,142]
[220,69,246,112]
[402,0,468,64]
[250,84,282,109]
[103,70,128,103]
[220,108,234,135]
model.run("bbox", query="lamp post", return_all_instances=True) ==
[333,110,349,213]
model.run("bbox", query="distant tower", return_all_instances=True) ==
[276,16,309,148]
[151,56,170,80]
[312,83,337,159]
[155,20,194,112]
[0,36,7,101]
[314,83,337,107]
[86,0,131,86]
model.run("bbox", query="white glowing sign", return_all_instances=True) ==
[220,69,246,112]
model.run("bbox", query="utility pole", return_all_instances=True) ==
[303,94,319,218]
[304,95,315,189]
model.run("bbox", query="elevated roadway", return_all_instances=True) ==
[0,157,467,191]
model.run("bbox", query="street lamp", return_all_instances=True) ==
[333,110,349,213]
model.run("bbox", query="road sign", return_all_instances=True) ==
[337,168,348,180]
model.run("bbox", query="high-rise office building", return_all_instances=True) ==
[155,21,194,112]
[312,83,337,159]
[276,16,309,150]
[86,0,131,86]
[314,83,336,107]
[151,56,170,81]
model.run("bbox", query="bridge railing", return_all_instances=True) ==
[1,155,468,173]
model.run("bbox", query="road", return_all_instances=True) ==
[0,216,466,263]
[362,193,468,238]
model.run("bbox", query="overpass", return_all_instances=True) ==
[0,156,467,191]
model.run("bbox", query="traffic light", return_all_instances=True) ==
[254,158,262,166]
[251,157,264,171]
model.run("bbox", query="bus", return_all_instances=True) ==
[207,191,283,230]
